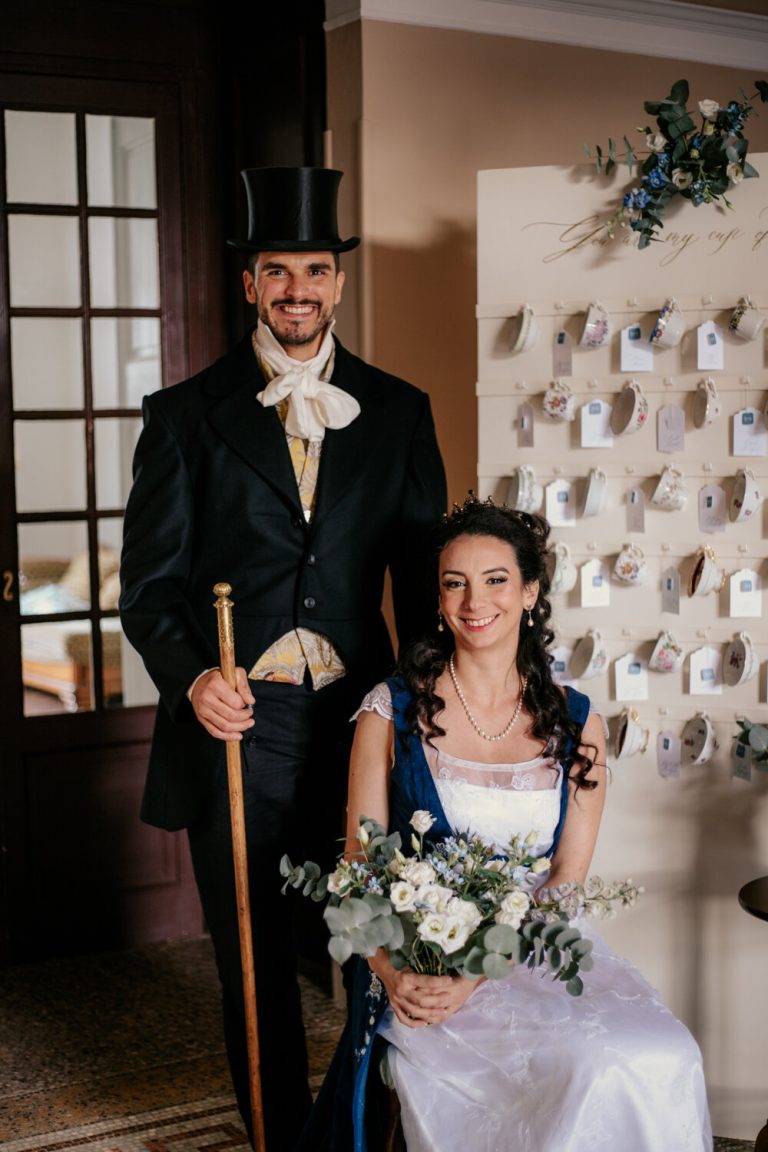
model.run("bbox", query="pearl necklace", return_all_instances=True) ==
[448,654,528,742]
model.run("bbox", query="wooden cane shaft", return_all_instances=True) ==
[213,583,266,1152]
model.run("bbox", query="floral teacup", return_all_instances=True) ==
[614,542,647,586]
[649,629,684,674]
[569,629,608,680]
[650,297,686,349]
[542,380,577,422]
[651,465,687,512]
[729,467,762,523]
[681,712,717,765]
[692,377,721,429]
[723,632,758,687]
[579,300,611,349]
[610,379,649,436]
[729,296,765,343]
[614,708,649,759]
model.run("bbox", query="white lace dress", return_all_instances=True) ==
[356,684,713,1152]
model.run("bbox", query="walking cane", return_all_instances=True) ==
[213,582,266,1152]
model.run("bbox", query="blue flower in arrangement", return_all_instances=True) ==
[586,78,768,249]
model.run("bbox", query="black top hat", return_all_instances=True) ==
[227,166,360,254]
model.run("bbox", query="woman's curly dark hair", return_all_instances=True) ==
[397,494,598,790]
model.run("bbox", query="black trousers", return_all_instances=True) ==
[187,675,359,1151]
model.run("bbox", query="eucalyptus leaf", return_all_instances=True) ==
[328,935,353,965]
[669,79,690,106]
[484,924,520,953]
[566,975,584,997]
[483,952,512,980]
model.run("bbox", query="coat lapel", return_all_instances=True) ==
[204,335,302,516]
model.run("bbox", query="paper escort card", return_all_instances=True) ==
[546,478,576,526]
[550,644,574,685]
[688,645,722,695]
[626,487,645,533]
[729,567,761,617]
[580,558,610,607]
[580,400,613,448]
[614,652,649,702]
[696,320,724,372]
[661,566,681,614]
[698,484,727,534]
[732,739,752,782]
[657,730,682,780]
[733,407,768,457]
[657,404,685,454]
[518,401,534,448]
[620,324,654,373]
[553,330,573,377]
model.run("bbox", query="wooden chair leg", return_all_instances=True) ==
[384,1086,406,1152]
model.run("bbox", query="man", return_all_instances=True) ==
[119,166,446,1150]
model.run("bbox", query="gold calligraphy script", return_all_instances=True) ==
[523,213,768,266]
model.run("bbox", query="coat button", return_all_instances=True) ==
[304,596,316,609]
[307,553,316,566]
[291,517,303,529]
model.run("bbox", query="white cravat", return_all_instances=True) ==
[254,320,360,441]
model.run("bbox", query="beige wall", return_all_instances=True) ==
[327,18,768,505]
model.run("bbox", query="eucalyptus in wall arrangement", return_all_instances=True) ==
[586,78,768,249]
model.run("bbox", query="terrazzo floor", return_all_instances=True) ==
[0,935,756,1149]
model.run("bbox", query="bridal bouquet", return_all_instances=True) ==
[281,811,641,997]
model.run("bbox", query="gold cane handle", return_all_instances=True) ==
[213,583,237,690]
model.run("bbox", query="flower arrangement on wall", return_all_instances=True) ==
[587,78,768,249]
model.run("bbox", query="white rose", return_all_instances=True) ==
[416,913,448,945]
[326,869,348,895]
[698,99,719,121]
[445,897,483,929]
[672,168,693,189]
[389,880,418,912]
[410,810,436,835]
[495,890,531,930]
[441,917,471,954]
[727,161,744,185]
[531,857,551,875]
[401,860,436,888]
[646,132,667,153]
[416,883,454,913]
[386,851,405,877]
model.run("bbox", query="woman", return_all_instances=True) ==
[300,496,712,1152]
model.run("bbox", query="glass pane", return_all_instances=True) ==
[111,621,158,708]
[22,620,93,716]
[8,215,81,307]
[86,115,157,209]
[15,420,86,512]
[89,217,159,308]
[11,318,83,410]
[102,620,126,707]
[5,111,78,205]
[18,522,89,616]
[91,317,161,407]
[94,417,142,508]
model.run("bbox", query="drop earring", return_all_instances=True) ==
[437,612,445,633]
[527,607,535,628]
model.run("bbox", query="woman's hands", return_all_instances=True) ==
[370,951,480,1028]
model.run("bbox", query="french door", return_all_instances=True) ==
[0,71,207,961]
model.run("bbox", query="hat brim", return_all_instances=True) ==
[227,236,360,254]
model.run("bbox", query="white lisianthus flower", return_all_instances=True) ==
[698,99,719,121]
[524,830,539,848]
[727,161,744,185]
[416,913,448,945]
[401,860,436,888]
[386,850,405,877]
[672,168,693,190]
[495,890,531,930]
[445,897,483,929]
[646,132,667,153]
[389,880,418,912]
[486,859,507,873]
[417,883,454,913]
[441,916,471,954]
[410,810,436,835]
[531,857,551,875]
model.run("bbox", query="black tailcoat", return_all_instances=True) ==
[120,332,447,831]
